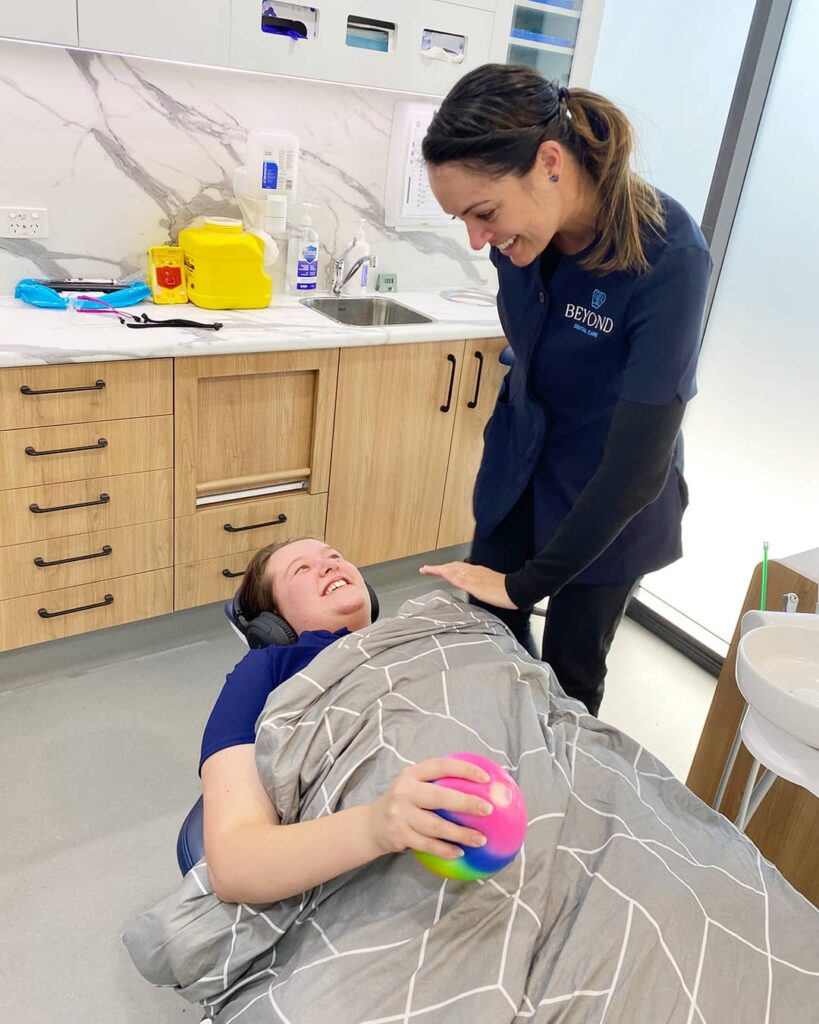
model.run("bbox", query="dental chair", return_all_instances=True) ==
[176,583,380,875]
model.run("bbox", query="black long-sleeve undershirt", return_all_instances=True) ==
[504,396,686,609]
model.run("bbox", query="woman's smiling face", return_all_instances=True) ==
[266,539,371,636]
[427,148,567,267]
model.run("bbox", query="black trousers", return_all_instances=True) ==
[469,484,639,717]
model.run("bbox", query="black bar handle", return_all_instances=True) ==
[34,544,112,568]
[20,379,106,396]
[440,354,457,413]
[30,492,110,514]
[224,513,287,533]
[38,593,114,618]
[26,437,108,457]
[467,351,485,409]
[222,568,246,579]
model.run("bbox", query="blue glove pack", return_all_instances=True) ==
[14,279,152,310]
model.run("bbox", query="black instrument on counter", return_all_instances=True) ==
[34,278,128,294]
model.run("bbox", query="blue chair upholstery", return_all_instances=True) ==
[177,795,205,875]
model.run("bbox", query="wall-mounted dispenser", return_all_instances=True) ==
[260,2,318,41]
[384,101,451,230]
[346,15,395,53]
[420,27,466,64]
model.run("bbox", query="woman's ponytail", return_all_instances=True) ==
[563,89,664,274]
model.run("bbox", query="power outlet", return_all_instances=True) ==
[0,207,49,239]
[376,272,398,293]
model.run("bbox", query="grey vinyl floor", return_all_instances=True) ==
[0,552,716,1023]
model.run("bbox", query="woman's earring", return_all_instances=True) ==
[549,175,559,183]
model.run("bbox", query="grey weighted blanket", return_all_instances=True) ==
[124,591,819,1022]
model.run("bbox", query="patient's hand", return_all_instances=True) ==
[368,758,494,861]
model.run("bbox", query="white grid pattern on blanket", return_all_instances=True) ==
[195,593,819,1024]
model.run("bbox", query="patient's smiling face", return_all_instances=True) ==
[266,538,372,636]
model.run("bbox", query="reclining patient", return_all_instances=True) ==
[200,537,492,905]
[125,537,819,1023]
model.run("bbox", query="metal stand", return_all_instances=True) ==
[735,760,777,832]
[712,705,748,812]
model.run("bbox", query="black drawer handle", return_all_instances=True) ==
[34,544,112,568]
[20,379,106,396]
[440,354,457,413]
[26,437,108,457]
[224,513,287,533]
[38,593,114,618]
[222,568,246,578]
[30,492,110,514]
[467,351,485,409]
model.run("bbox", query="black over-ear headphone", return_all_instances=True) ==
[232,582,380,649]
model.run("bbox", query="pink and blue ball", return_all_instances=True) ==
[414,753,527,881]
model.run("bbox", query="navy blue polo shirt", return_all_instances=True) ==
[475,191,711,585]
[199,629,348,772]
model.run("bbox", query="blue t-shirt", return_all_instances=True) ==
[476,191,712,584]
[199,629,348,772]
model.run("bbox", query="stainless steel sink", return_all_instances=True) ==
[301,296,433,327]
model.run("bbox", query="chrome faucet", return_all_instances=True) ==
[331,253,378,296]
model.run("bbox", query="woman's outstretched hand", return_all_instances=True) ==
[368,757,493,861]
[419,561,517,610]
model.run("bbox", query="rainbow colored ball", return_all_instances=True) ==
[414,753,528,881]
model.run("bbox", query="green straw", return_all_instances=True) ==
[760,541,769,611]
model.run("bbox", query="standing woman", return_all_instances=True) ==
[419,64,712,716]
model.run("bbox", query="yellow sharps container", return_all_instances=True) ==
[178,218,272,309]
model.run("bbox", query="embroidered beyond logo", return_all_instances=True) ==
[591,289,606,310]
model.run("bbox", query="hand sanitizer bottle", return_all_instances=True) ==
[286,204,320,293]
[340,219,371,294]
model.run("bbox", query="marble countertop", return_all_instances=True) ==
[0,291,503,367]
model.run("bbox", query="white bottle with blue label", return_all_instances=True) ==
[246,130,299,201]
[286,204,320,293]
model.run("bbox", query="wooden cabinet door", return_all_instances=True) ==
[437,338,509,549]
[174,349,339,517]
[326,341,466,566]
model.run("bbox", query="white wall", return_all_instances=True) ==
[589,0,756,223]
[0,40,487,295]
[641,0,819,643]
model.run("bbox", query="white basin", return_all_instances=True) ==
[736,625,819,748]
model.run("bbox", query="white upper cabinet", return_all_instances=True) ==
[77,0,231,67]
[0,0,78,46]
[4,0,507,96]
[230,0,496,96]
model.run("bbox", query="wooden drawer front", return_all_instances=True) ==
[174,348,338,515]
[175,549,259,611]
[0,416,172,489]
[0,469,172,545]
[175,491,327,563]
[0,359,172,430]
[0,521,172,601]
[0,568,173,651]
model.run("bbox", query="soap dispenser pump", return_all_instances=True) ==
[286,203,320,293]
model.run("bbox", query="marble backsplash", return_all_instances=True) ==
[0,39,491,296]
